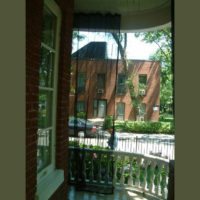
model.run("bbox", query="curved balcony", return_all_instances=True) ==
[68,147,171,200]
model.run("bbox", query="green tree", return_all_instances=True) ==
[135,28,173,115]
[72,31,85,51]
[111,32,144,119]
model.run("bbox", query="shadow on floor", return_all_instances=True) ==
[68,186,161,200]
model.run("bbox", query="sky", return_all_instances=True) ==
[72,31,159,60]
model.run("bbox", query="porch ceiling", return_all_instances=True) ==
[74,0,171,32]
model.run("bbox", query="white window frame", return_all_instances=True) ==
[36,0,63,199]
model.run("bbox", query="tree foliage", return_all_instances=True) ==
[111,32,143,118]
[135,28,173,114]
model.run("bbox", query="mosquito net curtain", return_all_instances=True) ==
[70,13,121,193]
[72,13,121,137]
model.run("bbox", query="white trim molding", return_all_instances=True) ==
[36,170,64,200]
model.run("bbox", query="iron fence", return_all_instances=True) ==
[69,132,175,160]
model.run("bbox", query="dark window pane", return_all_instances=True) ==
[38,90,53,128]
[77,73,86,92]
[117,74,126,94]
[37,129,52,172]
[93,100,97,117]
[97,74,105,90]
[138,103,146,115]
[117,103,125,120]
[139,75,147,85]
[97,100,107,118]
[77,101,85,112]
[39,47,55,87]
[42,7,57,48]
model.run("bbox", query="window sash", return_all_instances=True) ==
[37,1,61,182]
[117,74,126,94]
[139,74,147,85]
[117,103,125,120]
[37,128,52,172]
[97,74,105,89]
[93,100,98,117]
[77,101,85,113]
[77,73,86,92]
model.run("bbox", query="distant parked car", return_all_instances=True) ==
[68,117,97,137]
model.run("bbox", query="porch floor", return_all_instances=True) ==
[68,186,161,200]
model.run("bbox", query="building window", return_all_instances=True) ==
[93,100,98,117]
[117,74,126,95]
[138,74,147,95]
[139,74,147,85]
[97,73,105,93]
[93,99,107,118]
[37,3,60,178]
[138,103,146,116]
[77,101,85,113]
[139,74,147,87]
[77,73,86,93]
[116,102,125,120]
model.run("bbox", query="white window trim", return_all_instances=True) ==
[36,0,63,199]
[39,86,54,91]
[36,170,64,200]
[41,42,56,53]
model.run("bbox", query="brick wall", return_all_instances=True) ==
[69,59,160,121]
[26,0,74,199]
[51,0,74,199]
[26,0,43,199]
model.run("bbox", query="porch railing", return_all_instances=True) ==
[69,135,175,160]
[68,147,170,199]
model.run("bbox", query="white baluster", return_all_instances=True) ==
[82,152,86,181]
[89,152,94,183]
[155,162,162,196]
[69,150,73,180]
[162,163,169,199]
[113,155,118,186]
[128,156,134,186]
[149,160,157,194]
[135,156,142,188]
[105,153,110,184]
[142,159,149,192]
[97,153,102,183]
[120,155,126,186]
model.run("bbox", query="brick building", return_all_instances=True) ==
[69,42,160,121]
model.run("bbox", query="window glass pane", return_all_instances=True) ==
[117,103,125,120]
[117,74,126,94]
[138,103,146,115]
[98,100,106,118]
[38,90,53,128]
[97,74,105,89]
[77,73,86,92]
[77,101,85,112]
[39,46,55,87]
[93,100,97,108]
[139,75,147,85]
[37,129,52,172]
[93,100,97,117]
[42,7,57,48]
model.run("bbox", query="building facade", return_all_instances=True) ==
[69,57,160,121]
